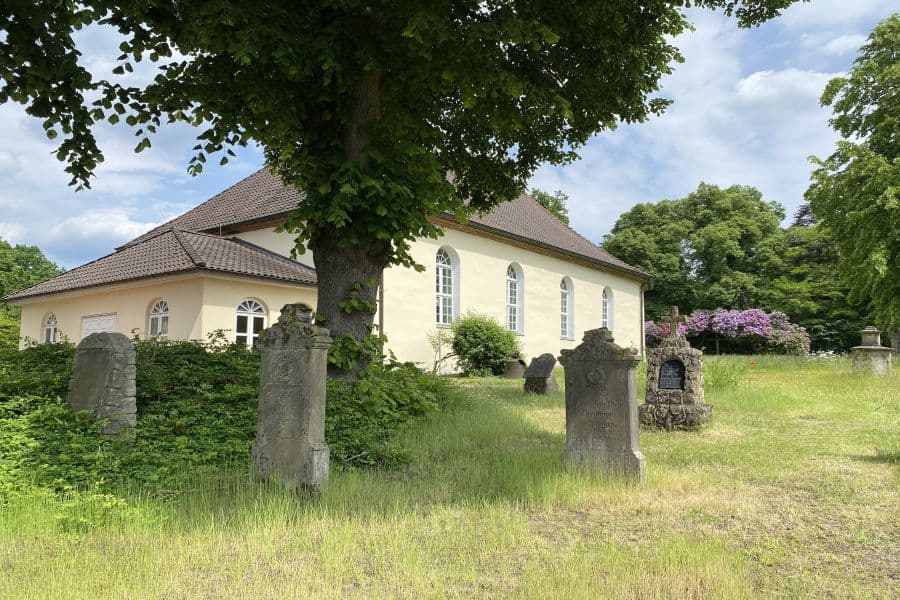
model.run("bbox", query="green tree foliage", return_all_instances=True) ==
[529,188,570,224]
[0,238,61,317]
[603,183,786,319]
[450,313,521,376]
[769,206,871,350]
[0,0,799,377]
[806,14,900,330]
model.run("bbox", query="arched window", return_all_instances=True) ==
[43,314,58,344]
[601,287,613,329]
[506,263,524,334]
[147,300,169,340]
[435,248,458,326]
[236,299,267,348]
[560,277,574,339]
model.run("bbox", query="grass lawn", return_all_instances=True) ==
[1,355,897,598]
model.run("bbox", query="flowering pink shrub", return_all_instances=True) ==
[646,308,810,355]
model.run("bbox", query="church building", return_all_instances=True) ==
[5,169,651,366]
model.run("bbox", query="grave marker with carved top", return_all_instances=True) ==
[558,328,645,482]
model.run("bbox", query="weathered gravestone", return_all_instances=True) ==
[640,306,710,431]
[890,329,900,356]
[523,353,558,394]
[67,332,136,435]
[252,303,332,492]
[852,326,893,375]
[559,328,645,482]
[503,356,526,379]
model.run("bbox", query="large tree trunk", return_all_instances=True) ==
[312,69,386,381]
[313,233,387,381]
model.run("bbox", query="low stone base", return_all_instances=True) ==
[639,402,711,431]
[524,376,558,394]
[852,346,892,375]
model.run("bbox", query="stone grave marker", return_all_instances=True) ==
[67,332,137,435]
[640,306,710,431]
[252,303,333,491]
[523,353,558,394]
[558,328,645,482]
[852,326,892,375]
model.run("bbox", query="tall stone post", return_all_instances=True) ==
[851,326,892,375]
[559,328,645,483]
[891,329,900,355]
[252,303,332,492]
[67,332,137,435]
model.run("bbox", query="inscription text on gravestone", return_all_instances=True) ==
[658,360,685,390]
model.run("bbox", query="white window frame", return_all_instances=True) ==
[505,263,524,335]
[236,299,267,348]
[560,277,574,339]
[435,247,459,327]
[147,300,169,340]
[602,287,613,330]
[43,314,58,344]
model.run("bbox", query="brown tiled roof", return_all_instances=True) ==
[5,229,316,301]
[124,169,647,278]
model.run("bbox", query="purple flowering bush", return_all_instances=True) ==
[646,309,810,355]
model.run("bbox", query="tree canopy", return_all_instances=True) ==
[528,188,569,224]
[806,14,900,330]
[0,238,61,316]
[0,0,800,374]
[603,183,786,319]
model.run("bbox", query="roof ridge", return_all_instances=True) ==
[3,228,179,301]
[171,229,206,267]
[227,237,317,273]
[118,167,270,249]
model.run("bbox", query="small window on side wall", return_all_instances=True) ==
[43,314,58,344]
[601,287,613,330]
[148,300,169,340]
[236,299,267,348]
[560,277,574,339]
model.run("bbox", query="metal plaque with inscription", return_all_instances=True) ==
[658,360,685,390]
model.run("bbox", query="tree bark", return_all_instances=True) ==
[313,68,386,381]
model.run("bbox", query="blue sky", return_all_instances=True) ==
[0,0,895,269]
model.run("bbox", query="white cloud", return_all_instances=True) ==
[0,222,24,244]
[823,34,867,55]
[47,210,159,243]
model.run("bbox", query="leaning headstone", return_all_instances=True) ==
[559,328,645,482]
[852,326,893,375]
[523,353,559,394]
[640,306,710,431]
[252,303,333,492]
[67,332,136,435]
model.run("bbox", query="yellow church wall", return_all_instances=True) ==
[198,275,318,342]
[15,275,204,349]
[381,227,646,369]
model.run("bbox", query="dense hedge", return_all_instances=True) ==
[450,312,521,376]
[0,336,460,500]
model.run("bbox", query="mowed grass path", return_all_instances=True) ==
[1,356,897,598]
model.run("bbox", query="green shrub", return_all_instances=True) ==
[0,337,459,501]
[450,312,521,376]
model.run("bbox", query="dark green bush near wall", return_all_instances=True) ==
[450,312,521,376]
[0,337,459,499]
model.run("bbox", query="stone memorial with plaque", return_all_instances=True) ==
[559,328,645,482]
[523,353,559,394]
[67,332,137,435]
[252,303,333,492]
[639,307,710,431]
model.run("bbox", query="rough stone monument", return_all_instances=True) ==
[852,326,892,375]
[523,353,559,394]
[252,303,333,491]
[559,328,645,482]
[640,306,710,431]
[67,332,137,435]
[503,356,526,379]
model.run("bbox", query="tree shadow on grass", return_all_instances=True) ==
[849,449,900,465]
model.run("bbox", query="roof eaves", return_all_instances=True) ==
[227,236,317,273]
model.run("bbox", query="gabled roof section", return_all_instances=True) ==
[124,170,303,247]
[5,229,316,301]
[119,168,647,279]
